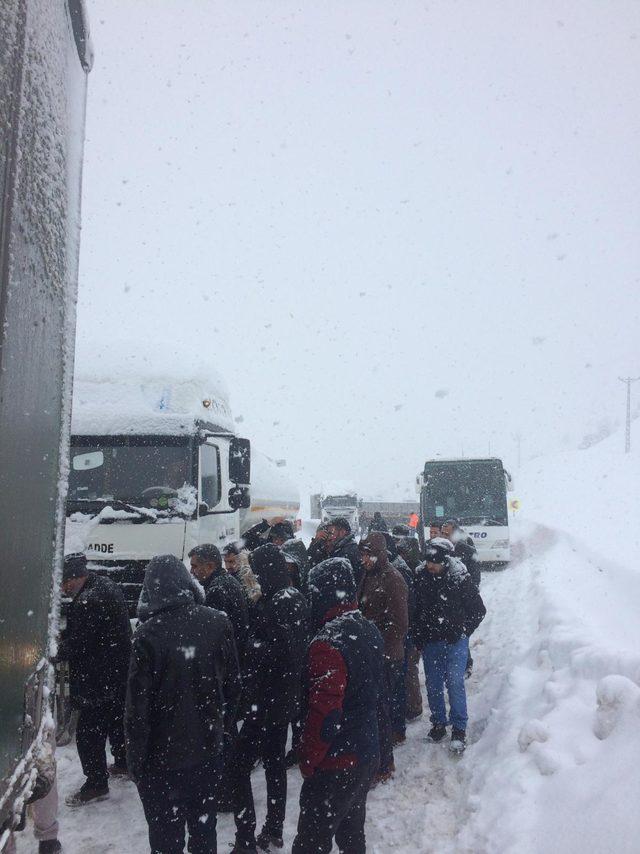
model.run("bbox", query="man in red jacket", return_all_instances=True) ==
[292,557,384,854]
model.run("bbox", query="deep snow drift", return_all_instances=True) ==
[16,425,640,853]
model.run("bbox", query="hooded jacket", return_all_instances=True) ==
[330,532,364,587]
[59,572,132,708]
[357,533,409,661]
[202,567,249,658]
[125,555,240,781]
[299,558,384,778]
[241,544,309,727]
[412,556,486,646]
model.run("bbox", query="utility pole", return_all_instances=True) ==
[619,376,640,453]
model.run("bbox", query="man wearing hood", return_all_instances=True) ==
[125,554,241,854]
[325,517,363,587]
[292,557,383,854]
[229,543,308,853]
[413,538,486,753]
[357,533,408,783]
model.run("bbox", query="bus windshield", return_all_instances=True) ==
[67,436,194,512]
[323,495,356,507]
[421,460,508,525]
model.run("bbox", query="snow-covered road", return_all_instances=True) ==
[17,510,640,853]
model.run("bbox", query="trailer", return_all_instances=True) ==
[0,1,91,843]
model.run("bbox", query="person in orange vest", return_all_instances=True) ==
[408,512,419,529]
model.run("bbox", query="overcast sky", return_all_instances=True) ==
[76,1,640,499]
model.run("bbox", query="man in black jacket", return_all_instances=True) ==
[326,518,363,587]
[58,553,132,806]
[229,544,309,853]
[125,554,240,854]
[189,543,249,660]
[413,539,486,753]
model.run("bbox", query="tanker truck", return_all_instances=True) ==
[0,0,92,844]
[65,373,300,613]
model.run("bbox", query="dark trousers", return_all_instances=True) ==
[291,760,378,854]
[389,653,407,738]
[376,663,394,774]
[229,718,288,847]
[75,695,126,788]
[138,761,223,854]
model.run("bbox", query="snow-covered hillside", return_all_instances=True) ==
[16,426,640,853]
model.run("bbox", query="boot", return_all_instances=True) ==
[426,724,447,743]
[65,782,109,807]
[256,829,284,850]
[450,728,466,754]
[108,762,129,777]
[39,842,62,854]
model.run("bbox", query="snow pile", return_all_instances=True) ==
[457,422,640,853]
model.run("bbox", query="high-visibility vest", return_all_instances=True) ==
[409,513,419,529]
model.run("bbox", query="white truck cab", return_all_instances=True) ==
[66,376,298,612]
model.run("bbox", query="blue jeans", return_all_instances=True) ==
[421,636,469,731]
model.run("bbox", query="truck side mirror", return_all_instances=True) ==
[198,501,210,516]
[229,438,251,485]
[228,485,250,510]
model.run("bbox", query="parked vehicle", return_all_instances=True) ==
[0,0,92,842]
[66,375,300,614]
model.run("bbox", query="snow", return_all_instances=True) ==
[15,423,640,853]
[71,371,234,436]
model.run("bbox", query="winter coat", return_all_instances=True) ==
[368,515,389,533]
[396,537,422,571]
[307,536,330,570]
[357,534,408,661]
[125,555,241,781]
[330,533,364,588]
[299,558,383,777]
[241,544,309,727]
[202,568,249,657]
[412,557,486,647]
[453,537,481,588]
[391,554,416,630]
[59,572,132,708]
[281,537,311,594]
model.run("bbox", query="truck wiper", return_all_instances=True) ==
[73,497,158,522]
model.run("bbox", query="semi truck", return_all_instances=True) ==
[416,457,512,565]
[0,0,92,844]
[311,483,360,532]
[66,374,300,614]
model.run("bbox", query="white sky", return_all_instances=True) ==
[77,1,640,499]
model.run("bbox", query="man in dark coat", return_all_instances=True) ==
[125,554,240,854]
[306,522,331,570]
[357,533,408,782]
[58,553,132,806]
[413,538,486,753]
[392,524,423,571]
[229,544,309,853]
[292,558,383,854]
[441,520,481,588]
[368,511,388,533]
[326,518,363,587]
[189,543,249,659]
[391,526,424,721]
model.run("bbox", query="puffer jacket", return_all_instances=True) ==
[412,556,486,646]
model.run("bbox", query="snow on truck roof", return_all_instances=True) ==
[71,374,235,436]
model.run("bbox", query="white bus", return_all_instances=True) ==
[416,458,512,565]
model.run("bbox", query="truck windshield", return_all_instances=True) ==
[323,496,355,507]
[421,461,508,525]
[67,437,193,511]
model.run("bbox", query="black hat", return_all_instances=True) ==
[268,521,295,542]
[424,537,454,565]
[328,517,351,534]
[63,553,88,581]
[392,524,412,538]
[188,543,222,565]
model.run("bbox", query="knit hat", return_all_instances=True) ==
[63,553,88,581]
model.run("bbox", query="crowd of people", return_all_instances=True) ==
[54,514,486,854]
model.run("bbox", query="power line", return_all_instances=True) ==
[618,376,640,453]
